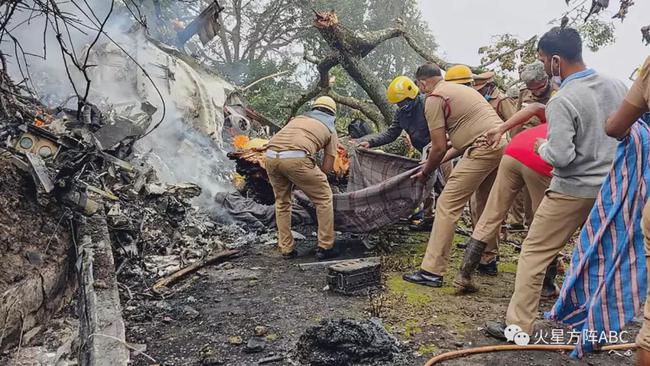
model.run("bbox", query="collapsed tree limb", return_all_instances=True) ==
[284,52,340,118]
[328,90,384,129]
[335,52,395,124]
[401,32,452,70]
[312,11,403,127]
[353,27,404,55]
[287,83,323,119]
[291,11,464,129]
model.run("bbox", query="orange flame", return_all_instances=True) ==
[333,144,350,178]
[233,135,250,149]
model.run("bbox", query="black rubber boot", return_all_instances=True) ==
[477,260,499,276]
[282,250,298,260]
[315,246,340,261]
[453,238,487,293]
[541,257,559,298]
[402,270,443,287]
[485,321,508,340]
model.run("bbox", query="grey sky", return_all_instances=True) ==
[418,0,649,85]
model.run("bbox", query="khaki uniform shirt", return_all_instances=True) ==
[425,81,503,150]
[267,115,338,157]
[626,56,650,111]
[516,83,559,129]
[488,88,518,122]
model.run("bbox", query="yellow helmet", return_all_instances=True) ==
[313,96,337,114]
[386,76,419,104]
[445,65,473,85]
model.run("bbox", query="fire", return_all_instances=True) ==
[333,144,349,178]
[233,135,250,149]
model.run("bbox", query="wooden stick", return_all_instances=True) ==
[298,257,380,271]
[153,249,240,293]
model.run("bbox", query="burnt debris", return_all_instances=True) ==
[295,318,403,366]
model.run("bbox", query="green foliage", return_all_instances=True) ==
[479,1,621,85]
[478,34,538,87]
[242,59,303,125]
[576,18,616,52]
[479,34,537,73]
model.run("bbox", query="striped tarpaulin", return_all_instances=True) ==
[546,120,650,357]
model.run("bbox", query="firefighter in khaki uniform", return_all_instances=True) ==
[404,63,506,287]
[445,67,518,276]
[604,56,650,366]
[454,104,553,294]
[504,62,559,231]
[473,71,518,123]
[265,96,340,261]
[466,71,520,274]
[356,76,452,232]
[513,61,559,135]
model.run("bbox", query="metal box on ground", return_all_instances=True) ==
[326,259,381,295]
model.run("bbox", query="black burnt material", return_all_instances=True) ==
[295,318,402,366]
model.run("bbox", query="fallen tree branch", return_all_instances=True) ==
[285,83,323,119]
[284,52,340,119]
[152,249,240,293]
[401,32,451,70]
[328,90,384,129]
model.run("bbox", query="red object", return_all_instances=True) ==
[504,124,553,177]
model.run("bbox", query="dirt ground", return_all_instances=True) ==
[121,220,639,366]
[0,158,70,292]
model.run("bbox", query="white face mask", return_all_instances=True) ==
[551,55,562,85]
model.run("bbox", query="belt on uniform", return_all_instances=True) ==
[265,150,308,159]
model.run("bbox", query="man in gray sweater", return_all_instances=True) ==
[486,27,628,339]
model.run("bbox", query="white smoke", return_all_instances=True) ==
[1,1,236,206]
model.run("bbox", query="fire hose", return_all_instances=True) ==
[423,343,637,366]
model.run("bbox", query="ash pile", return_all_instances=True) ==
[294,318,406,366]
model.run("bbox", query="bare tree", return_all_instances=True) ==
[202,0,305,81]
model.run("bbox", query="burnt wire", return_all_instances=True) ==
[69,0,167,138]
[1,0,166,138]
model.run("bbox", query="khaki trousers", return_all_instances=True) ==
[505,191,595,334]
[266,157,334,253]
[420,143,504,276]
[469,172,497,229]
[507,188,533,226]
[423,161,454,220]
[636,201,650,351]
[471,156,551,263]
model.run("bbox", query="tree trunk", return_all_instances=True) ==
[292,11,456,130]
[312,11,403,127]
